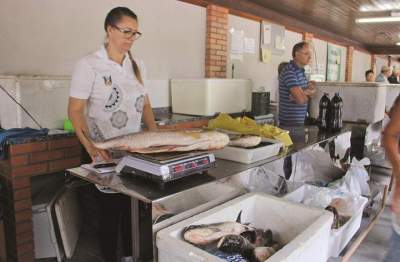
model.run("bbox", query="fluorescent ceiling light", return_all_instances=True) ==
[356,16,400,23]
[360,2,400,12]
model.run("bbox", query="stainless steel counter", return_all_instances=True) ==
[67,124,352,204]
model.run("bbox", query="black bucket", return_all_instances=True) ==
[251,92,270,116]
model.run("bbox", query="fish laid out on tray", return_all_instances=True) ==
[93,130,229,154]
[182,211,282,262]
[228,136,262,148]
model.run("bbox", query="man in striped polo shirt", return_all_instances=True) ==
[279,42,316,126]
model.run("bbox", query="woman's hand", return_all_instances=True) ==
[85,143,111,162]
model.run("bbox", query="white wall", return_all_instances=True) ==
[376,56,388,74]
[226,14,302,102]
[392,59,400,70]
[352,50,371,82]
[311,38,327,77]
[0,0,206,107]
[309,39,347,82]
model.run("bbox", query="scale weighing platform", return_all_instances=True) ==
[115,151,216,184]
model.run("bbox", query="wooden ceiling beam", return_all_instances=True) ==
[367,45,400,55]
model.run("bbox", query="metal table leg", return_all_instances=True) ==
[131,198,153,262]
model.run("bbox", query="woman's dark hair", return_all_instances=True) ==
[104,7,143,85]
[365,69,374,79]
[292,41,309,58]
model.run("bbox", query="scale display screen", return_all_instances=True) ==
[169,156,211,175]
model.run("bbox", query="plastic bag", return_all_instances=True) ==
[208,113,293,146]
[330,157,371,196]
[291,147,344,185]
[287,185,363,218]
[248,166,287,195]
[303,187,337,209]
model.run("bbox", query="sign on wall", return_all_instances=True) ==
[260,21,285,63]
[326,44,342,81]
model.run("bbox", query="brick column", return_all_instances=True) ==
[205,4,228,78]
[0,136,82,262]
[345,46,354,82]
[302,32,314,43]
[371,54,376,71]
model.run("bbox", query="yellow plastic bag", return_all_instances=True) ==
[208,113,293,146]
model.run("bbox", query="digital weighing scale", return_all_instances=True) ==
[115,151,216,183]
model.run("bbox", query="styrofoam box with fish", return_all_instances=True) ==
[214,138,283,164]
[156,193,333,262]
[284,185,368,258]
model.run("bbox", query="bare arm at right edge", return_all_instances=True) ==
[68,97,110,162]
[383,99,400,214]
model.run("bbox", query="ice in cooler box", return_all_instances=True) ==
[156,193,333,262]
[284,185,368,257]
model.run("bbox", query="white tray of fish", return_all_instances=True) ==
[156,192,333,262]
[214,138,283,164]
[284,185,368,257]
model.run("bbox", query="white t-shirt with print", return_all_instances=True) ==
[70,46,148,193]
[70,45,147,141]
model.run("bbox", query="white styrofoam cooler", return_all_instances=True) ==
[284,185,368,257]
[310,82,386,123]
[0,75,70,129]
[157,193,333,262]
[152,181,246,261]
[214,138,283,164]
[171,79,252,116]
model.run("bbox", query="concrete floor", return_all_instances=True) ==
[349,165,393,262]
[349,206,392,262]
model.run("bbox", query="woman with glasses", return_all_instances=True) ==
[68,7,156,262]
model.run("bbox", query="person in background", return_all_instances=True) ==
[376,65,391,84]
[68,7,156,262]
[365,69,375,82]
[383,95,400,262]
[278,42,316,126]
[388,67,400,84]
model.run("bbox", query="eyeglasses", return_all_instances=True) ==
[297,51,312,57]
[112,25,142,40]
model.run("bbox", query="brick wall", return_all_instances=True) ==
[205,4,228,78]
[371,54,376,71]
[0,136,82,262]
[345,46,354,82]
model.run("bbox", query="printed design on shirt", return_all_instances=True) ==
[103,75,112,86]
[135,95,145,113]
[110,110,128,129]
[104,84,123,112]
[89,122,106,142]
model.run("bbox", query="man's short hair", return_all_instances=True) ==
[292,42,310,58]
[381,65,390,73]
[365,69,374,78]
